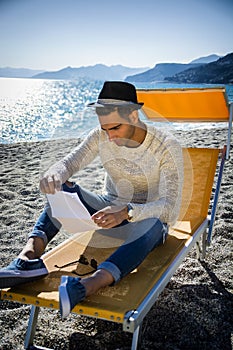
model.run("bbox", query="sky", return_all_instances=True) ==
[0,0,233,70]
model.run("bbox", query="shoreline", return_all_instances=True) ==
[0,128,232,349]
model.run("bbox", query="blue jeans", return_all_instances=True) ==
[29,182,168,283]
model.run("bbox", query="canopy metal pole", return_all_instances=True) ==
[207,146,227,245]
[226,102,233,160]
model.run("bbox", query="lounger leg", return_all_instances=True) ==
[195,231,207,262]
[131,325,142,350]
[195,241,201,261]
[24,305,40,349]
[201,230,207,261]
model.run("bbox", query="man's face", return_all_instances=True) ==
[98,110,137,147]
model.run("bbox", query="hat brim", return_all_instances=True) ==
[87,101,144,109]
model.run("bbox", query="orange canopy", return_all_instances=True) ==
[137,87,229,122]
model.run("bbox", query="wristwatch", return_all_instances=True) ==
[127,203,134,222]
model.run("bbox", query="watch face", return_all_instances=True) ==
[127,204,133,221]
[128,209,133,220]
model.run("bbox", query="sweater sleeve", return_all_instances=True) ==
[129,137,183,225]
[44,128,100,183]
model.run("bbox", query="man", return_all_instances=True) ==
[0,81,183,318]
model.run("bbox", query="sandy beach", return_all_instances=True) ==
[0,128,232,350]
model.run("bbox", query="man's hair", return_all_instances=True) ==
[96,106,137,120]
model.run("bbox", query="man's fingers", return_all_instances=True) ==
[40,174,62,194]
[53,174,62,191]
[40,177,50,193]
[92,211,116,228]
[92,212,104,224]
[47,176,56,193]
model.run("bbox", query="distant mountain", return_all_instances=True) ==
[32,64,149,81]
[0,54,226,82]
[190,54,221,64]
[125,63,203,83]
[0,67,44,78]
[165,52,233,84]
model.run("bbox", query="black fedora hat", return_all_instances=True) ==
[87,81,144,109]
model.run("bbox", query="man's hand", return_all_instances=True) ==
[92,205,128,229]
[40,173,62,194]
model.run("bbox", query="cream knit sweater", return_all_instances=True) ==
[47,125,183,225]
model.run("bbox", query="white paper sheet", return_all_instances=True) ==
[47,191,99,233]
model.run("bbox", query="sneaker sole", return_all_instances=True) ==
[0,268,48,289]
[59,276,71,319]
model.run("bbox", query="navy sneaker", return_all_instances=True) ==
[59,276,86,318]
[0,258,48,289]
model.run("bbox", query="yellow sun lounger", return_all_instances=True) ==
[1,87,232,350]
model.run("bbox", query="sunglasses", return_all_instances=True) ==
[55,254,98,276]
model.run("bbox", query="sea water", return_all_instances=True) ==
[0,77,232,144]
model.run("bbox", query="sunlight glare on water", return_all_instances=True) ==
[0,78,102,143]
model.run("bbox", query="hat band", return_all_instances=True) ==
[97,99,136,105]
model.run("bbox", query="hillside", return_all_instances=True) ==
[0,67,44,78]
[190,54,221,64]
[125,63,203,83]
[165,53,233,84]
[32,64,149,81]
[125,54,220,83]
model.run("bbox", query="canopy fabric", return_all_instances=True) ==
[137,88,229,122]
